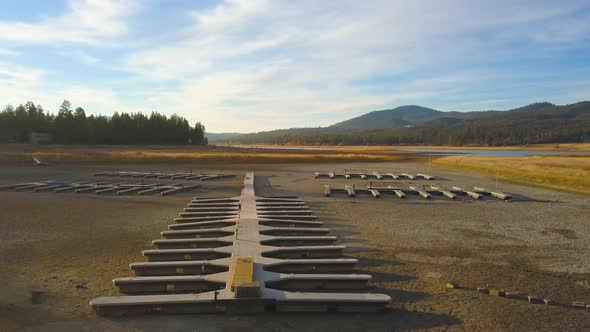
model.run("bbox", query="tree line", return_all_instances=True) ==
[0,100,207,145]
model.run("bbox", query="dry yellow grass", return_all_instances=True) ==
[0,144,414,165]
[394,143,590,151]
[433,154,590,195]
[240,143,590,152]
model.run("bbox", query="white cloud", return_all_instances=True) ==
[2,0,589,131]
[0,83,142,116]
[0,0,138,46]
[191,0,271,32]
[0,61,45,86]
[0,61,60,109]
[120,0,590,131]
[0,60,140,117]
[61,86,139,115]
[0,48,19,56]
[65,50,101,65]
[140,60,439,131]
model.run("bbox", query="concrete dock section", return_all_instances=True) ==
[90,172,391,315]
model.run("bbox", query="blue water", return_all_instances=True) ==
[400,149,590,156]
[226,144,590,156]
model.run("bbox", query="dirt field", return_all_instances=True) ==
[1,161,589,331]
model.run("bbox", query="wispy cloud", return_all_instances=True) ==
[0,60,136,116]
[1,0,589,131]
[64,50,101,65]
[0,48,19,56]
[117,0,590,130]
[61,86,138,114]
[0,0,138,46]
[0,61,45,85]
[0,61,56,108]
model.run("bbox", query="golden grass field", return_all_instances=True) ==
[0,144,415,165]
[237,143,590,152]
[393,143,590,151]
[433,154,590,195]
[2,143,588,194]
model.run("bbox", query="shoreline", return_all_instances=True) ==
[220,143,590,152]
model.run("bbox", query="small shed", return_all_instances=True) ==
[30,132,51,144]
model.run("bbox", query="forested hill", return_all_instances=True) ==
[0,100,208,145]
[330,105,444,129]
[329,104,501,129]
[225,102,590,146]
[205,132,244,142]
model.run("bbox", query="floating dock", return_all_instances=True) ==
[315,171,434,180]
[324,184,512,201]
[0,180,200,196]
[94,171,235,181]
[90,172,390,315]
[474,187,512,201]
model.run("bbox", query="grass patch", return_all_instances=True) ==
[393,143,590,151]
[241,143,590,151]
[0,144,415,165]
[433,154,590,195]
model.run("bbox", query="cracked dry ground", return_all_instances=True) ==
[1,162,589,331]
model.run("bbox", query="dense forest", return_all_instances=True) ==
[0,100,207,145]
[227,102,590,146]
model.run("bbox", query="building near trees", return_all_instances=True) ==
[29,132,51,144]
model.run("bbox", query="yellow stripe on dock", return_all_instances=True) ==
[231,257,254,291]
[231,257,260,298]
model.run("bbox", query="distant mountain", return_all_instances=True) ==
[330,103,561,130]
[206,132,245,142]
[220,102,590,146]
[330,105,444,129]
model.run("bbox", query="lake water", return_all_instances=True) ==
[228,145,326,151]
[226,144,590,156]
[399,149,590,156]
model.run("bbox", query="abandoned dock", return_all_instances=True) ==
[323,183,512,201]
[90,172,391,315]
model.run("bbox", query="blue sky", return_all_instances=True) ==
[0,0,589,132]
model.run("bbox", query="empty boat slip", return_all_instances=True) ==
[323,184,513,201]
[90,172,390,315]
[0,180,200,196]
[315,171,435,180]
[94,171,235,181]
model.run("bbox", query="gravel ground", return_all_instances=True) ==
[0,161,589,331]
